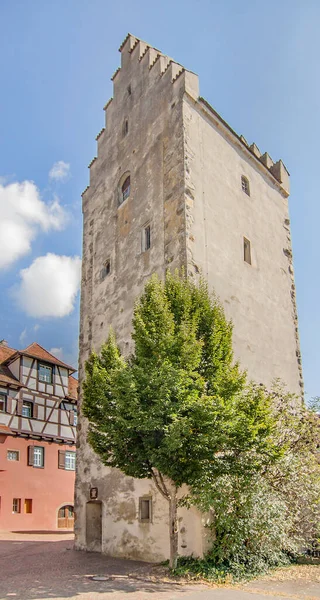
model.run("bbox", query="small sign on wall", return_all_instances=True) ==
[90,487,98,500]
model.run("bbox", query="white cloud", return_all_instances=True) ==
[49,161,70,181]
[49,347,64,360]
[33,324,40,332]
[14,253,82,318]
[19,328,27,345]
[0,181,68,270]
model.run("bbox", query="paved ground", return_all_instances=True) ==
[0,532,319,600]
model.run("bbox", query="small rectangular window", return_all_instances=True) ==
[139,497,152,522]
[243,237,252,265]
[241,175,250,196]
[39,363,52,383]
[7,450,19,461]
[24,499,32,514]
[0,394,6,412]
[12,498,21,513]
[142,225,151,252]
[22,401,33,418]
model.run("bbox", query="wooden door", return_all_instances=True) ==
[58,505,74,529]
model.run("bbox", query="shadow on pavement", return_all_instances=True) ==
[0,538,204,600]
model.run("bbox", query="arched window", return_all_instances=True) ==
[241,175,250,196]
[119,174,130,205]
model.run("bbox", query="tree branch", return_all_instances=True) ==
[151,468,170,499]
[158,470,170,498]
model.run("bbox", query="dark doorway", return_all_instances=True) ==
[86,501,102,551]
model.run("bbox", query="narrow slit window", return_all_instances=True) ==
[101,259,111,280]
[139,497,152,522]
[241,175,250,196]
[243,237,252,265]
[121,176,130,204]
[142,225,151,252]
[123,119,129,136]
[127,84,132,96]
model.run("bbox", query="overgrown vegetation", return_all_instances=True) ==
[82,271,320,576]
[176,389,320,581]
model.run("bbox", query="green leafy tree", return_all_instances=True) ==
[82,272,280,568]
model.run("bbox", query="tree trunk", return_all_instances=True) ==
[169,485,178,569]
[151,470,179,570]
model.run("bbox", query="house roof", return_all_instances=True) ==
[67,375,78,401]
[0,342,78,393]
[20,343,76,372]
[0,364,22,387]
[0,423,12,435]
[0,345,16,364]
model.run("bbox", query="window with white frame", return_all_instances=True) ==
[38,363,53,383]
[7,450,19,461]
[0,393,6,412]
[12,498,21,513]
[28,445,44,468]
[22,401,33,418]
[33,446,44,468]
[65,451,76,471]
[58,449,76,471]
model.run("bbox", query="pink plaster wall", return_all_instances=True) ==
[0,435,75,531]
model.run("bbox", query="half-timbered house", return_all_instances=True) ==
[0,340,78,531]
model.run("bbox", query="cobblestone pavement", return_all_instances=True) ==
[0,532,319,600]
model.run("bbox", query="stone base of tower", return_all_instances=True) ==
[74,456,211,562]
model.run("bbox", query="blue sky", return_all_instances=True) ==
[0,0,319,395]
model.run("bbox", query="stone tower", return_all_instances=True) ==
[75,34,303,561]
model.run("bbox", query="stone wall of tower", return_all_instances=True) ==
[75,35,208,562]
[183,94,302,395]
[76,34,303,563]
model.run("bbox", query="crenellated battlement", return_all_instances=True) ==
[111,34,289,194]
[95,127,105,141]
[114,33,193,89]
[84,34,289,198]
[111,67,121,81]
[103,98,113,111]
[88,157,97,169]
